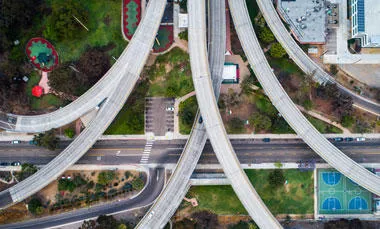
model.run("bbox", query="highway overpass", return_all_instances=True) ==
[187,1,281,228]
[0,0,166,209]
[228,0,380,196]
[136,0,226,227]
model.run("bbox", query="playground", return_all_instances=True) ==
[26,38,59,72]
[318,169,372,214]
[123,0,141,40]
[153,25,174,53]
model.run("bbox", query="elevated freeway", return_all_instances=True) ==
[229,0,380,195]
[187,1,281,228]
[256,0,380,116]
[136,0,226,227]
[0,0,166,209]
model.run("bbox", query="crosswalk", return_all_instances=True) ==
[140,139,154,164]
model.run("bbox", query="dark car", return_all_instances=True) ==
[198,116,203,124]
[11,161,21,166]
[0,162,10,166]
[334,137,343,142]
[344,137,354,142]
[262,138,271,142]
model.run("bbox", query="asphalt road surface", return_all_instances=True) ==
[0,168,165,229]
[1,139,380,166]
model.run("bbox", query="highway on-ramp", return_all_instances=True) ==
[136,0,226,227]
[229,0,380,196]
[256,0,380,116]
[0,0,166,209]
[0,168,164,229]
[187,1,281,228]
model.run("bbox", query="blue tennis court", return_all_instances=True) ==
[322,172,341,185]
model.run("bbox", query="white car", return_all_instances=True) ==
[11,140,20,144]
[356,137,366,142]
[166,106,174,111]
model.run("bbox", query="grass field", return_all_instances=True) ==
[306,114,343,134]
[45,0,127,62]
[26,72,63,110]
[187,169,314,215]
[147,48,194,97]
[179,96,198,134]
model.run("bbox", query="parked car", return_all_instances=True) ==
[344,137,354,142]
[166,106,174,111]
[198,116,203,124]
[262,138,271,143]
[356,137,366,142]
[29,140,37,145]
[333,137,343,142]
[11,140,20,144]
[0,162,10,166]
[11,161,21,166]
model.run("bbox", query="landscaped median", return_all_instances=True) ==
[122,0,142,40]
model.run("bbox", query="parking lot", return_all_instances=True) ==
[145,97,174,136]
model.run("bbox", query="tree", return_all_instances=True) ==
[124,171,132,179]
[48,65,86,95]
[131,177,144,190]
[58,179,76,192]
[96,215,119,229]
[228,117,245,133]
[97,171,116,185]
[330,64,339,75]
[302,99,313,110]
[64,128,75,138]
[16,163,38,181]
[229,221,259,229]
[179,0,187,12]
[178,30,188,41]
[341,115,354,128]
[44,0,88,41]
[249,112,272,132]
[258,26,275,44]
[255,97,277,117]
[27,197,43,215]
[173,218,195,229]
[77,48,111,86]
[268,169,285,189]
[191,211,219,229]
[355,119,372,133]
[73,175,87,187]
[33,129,59,150]
[79,220,96,229]
[269,42,287,58]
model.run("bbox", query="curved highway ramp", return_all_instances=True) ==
[228,0,380,195]
[136,0,226,227]
[187,1,282,228]
[0,0,166,209]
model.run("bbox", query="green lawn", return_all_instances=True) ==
[45,0,127,62]
[147,48,194,97]
[187,169,314,215]
[104,80,148,134]
[306,114,343,134]
[26,71,63,110]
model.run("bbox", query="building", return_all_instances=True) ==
[350,0,380,47]
[222,63,239,84]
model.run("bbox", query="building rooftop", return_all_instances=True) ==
[278,0,326,44]
[364,0,380,46]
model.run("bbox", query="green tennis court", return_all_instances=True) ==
[318,169,372,214]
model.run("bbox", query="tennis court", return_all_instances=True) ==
[318,169,372,214]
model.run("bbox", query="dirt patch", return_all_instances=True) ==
[165,63,173,73]
[145,54,157,67]
[0,202,29,224]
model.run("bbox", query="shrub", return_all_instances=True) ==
[98,171,116,185]
[268,169,285,189]
[28,198,43,215]
[258,26,275,44]
[249,112,272,132]
[131,177,144,190]
[178,30,188,41]
[269,42,287,58]
[64,128,75,138]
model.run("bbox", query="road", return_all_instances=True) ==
[229,0,380,196]
[1,139,380,165]
[136,0,226,227]
[188,1,281,228]
[0,0,167,210]
[0,168,164,229]
[256,0,380,116]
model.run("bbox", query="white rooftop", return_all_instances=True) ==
[364,0,380,46]
[178,13,188,28]
[223,65,237,80]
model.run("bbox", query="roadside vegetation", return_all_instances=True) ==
[179,96,198,134]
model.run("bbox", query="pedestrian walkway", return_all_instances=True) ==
[140,139,154,164]
[296,105,351,134]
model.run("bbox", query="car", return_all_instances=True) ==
[11,161,21,166]
[356,137,366,142]
[333,137,343,142]
[262,138,270,142]
[166,106,174,111]
[0,162,10,166]
[29,140,37,145]
[344,137,354,142]
[147,211,155,219]
[198,116,203,124]
[11,140,20,144]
